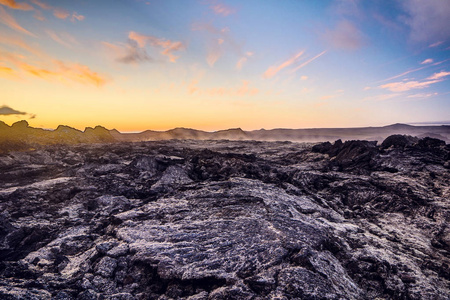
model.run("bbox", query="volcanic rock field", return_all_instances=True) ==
[0,137,449,299]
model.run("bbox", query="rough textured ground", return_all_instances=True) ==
[0,137,449,299]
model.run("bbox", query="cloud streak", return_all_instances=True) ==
[291,51,327,73]
[128,31,186,62]
[263,51,305,79]
[379,71,450,92]
[0,6,36,36]
[377,66,426,83]
[0,0,32,10]
[210,3,236,16]
[20,61,107,86]
[192,23,244,67]
[420,58,433,65]
[30,0,84,22]
[46,30,78,48]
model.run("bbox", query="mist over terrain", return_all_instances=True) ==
[0,132,449,299]
[1,120,450,154]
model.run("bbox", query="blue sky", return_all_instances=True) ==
[0,0,449,131]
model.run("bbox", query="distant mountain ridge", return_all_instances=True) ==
[1,120,449,153]
[111,123,450,143]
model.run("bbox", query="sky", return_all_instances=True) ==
[0,0,449,132]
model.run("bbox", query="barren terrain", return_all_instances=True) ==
[0,137,449,299]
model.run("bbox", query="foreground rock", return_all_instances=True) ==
[0,137,449,299]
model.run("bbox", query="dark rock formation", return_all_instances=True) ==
[0,122,115,154]
[0,135,449,299]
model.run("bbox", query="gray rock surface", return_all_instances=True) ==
[0,137,449,299]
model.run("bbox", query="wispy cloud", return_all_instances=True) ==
[0,105,26,115]
[105,32,185,64]
[128,31,186,62]
[21,61,107,86]
[236,51,253,70]
[53,7,70,19]
[1,48,108,87]
[377,66,426,83]
[380,80,441,92]
[103,41,151,64]
[300,75,308,81]
[0,6,36,36]
[0,34,44,57]
[420,58,433,64]
[263,51,305,79]
[0,65,15,78]
[402,0,450,43]
[429,41,443,48]
[210,2,235,16]
[323,20,365,50]
[0,0,32,10]
[291,51,326,73]
[30,0,84,22]
[427,71,450,80]
[379,71,450,92]
[407,92,438,98]
[30,0,50,10]
[192,23,243,67]
[46,30,78,48]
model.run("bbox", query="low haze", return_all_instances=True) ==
[1,0,449,131]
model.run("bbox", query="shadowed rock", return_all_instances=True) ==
[0,138,448,299]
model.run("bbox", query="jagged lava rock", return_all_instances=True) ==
[0,136,448,299]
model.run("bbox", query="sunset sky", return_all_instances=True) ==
[1,0,449,132]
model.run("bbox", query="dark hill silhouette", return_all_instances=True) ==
[1,121,449,153]
[0,121,115,153]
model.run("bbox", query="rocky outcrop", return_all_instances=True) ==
[0,136,449,299]
[0,122,115,153]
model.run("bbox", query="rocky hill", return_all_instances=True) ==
[0,136,449,299]
[0,121,115,154]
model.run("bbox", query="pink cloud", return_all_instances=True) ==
[53,8,70,19]
[429,41,443,48]
[0,0,32,10]
[192,23,242,67]
[0,6,36,36]
[380,79,442,92]
[377,66,426,83]
[407,92,438,98]
[323,20,365,50]
[30,0,51,10]
[128,31,186,62]
[71,12,84,22]
[236,51,253,70]
[427,71,450,80]
[402,0,450,43]
[420,58,433,64]
[30,0,84,22]
[291,51,326,73]
[21,60,108,86]
[0,34,44,57]
[263,51,305,79]
[46,30,78,48]
[33,10,45,21]
[211,3,235,16]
